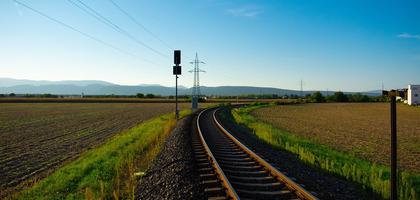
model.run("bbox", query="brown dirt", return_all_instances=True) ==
[0,103,196,198]
[252,103,420,173]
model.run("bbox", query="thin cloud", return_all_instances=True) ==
[226,4,263,18]
[397,33,420,40]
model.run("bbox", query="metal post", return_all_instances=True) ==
[173,50,181,120]
[175,74,179,120]
[390,95,397,200]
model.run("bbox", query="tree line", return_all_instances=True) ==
[1,92,385,102]
[307,91,387,103]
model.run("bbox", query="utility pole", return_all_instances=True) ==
[300,79,303,98]
[173,50,182,120]
[390,92,397,200]
[189,53,205,110]
[383,89,402,200]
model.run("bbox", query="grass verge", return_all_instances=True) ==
[231,103,419,200]
[16,110,191,200]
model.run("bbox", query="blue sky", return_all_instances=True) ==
[1,0,419,91]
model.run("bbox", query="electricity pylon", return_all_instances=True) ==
[189,53,205,109]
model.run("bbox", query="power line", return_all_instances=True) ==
[67,0,117,33]
[13,0,155,64]
[72,0,170,60]
[108,0,194,62]
[109,0,173,50]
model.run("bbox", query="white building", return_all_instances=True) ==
[408,85,420,105]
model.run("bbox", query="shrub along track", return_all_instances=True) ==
[194,107,318,200]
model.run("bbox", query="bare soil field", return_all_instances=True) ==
[0,103,192,196]
[252,103,420,173]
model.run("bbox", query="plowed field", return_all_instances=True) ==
[252,103,420,173]
[0,103,191,196]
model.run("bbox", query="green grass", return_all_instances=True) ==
[16,110,191,200]
[231,104,420,200]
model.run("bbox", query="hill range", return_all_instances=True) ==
[0,78,381,96]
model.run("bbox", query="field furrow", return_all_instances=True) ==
[0,102,193,197]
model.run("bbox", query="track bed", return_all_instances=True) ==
[194,108,317,200]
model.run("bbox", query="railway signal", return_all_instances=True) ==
[173,50,181,119]
[382,89,405,200]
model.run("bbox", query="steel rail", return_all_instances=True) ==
[212,108,319,200]
[196,108,240,200]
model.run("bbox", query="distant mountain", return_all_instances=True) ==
[0,84,175,96]
[0,78,114,87]
[0,78,381,96]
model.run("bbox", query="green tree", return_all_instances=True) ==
[145,93,155,98]
[309,91,325,103]
[41,93,57,98]
[348,93,370,102]
[136,93,144,98]
[331,91,348,102]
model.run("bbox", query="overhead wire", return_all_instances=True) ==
[67,0,118,33]
[13,0,158,65]
[71,0,171,60]
[108,0,173,51]
[108,0,196,63]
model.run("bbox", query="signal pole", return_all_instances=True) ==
[189,53,205,110]
[173,50,181,119]
[176,74,178,118]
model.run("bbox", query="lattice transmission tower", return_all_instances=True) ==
[189,53,205,109]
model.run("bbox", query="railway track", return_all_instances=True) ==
[193,108,318,200]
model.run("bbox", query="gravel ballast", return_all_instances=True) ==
[136,115,202,200]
